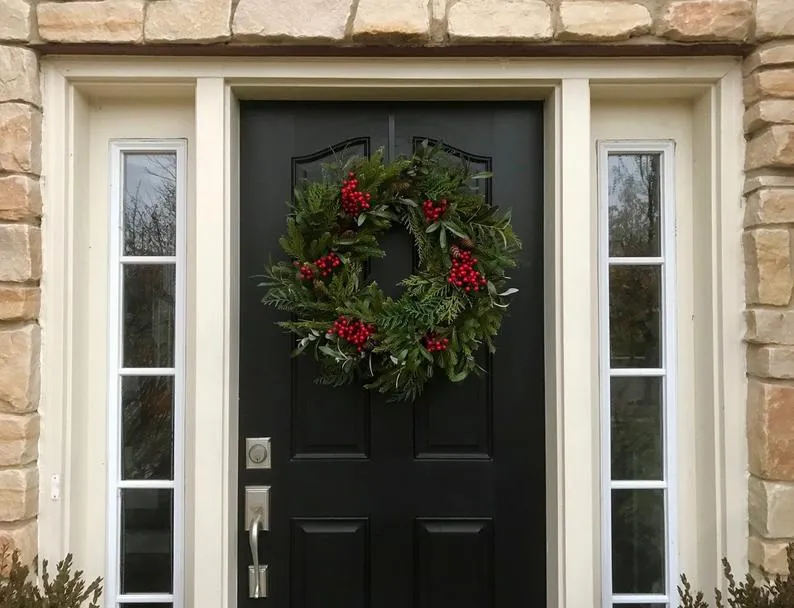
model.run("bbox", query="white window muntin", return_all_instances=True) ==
[107,140,187,608]
[598,140,678,607]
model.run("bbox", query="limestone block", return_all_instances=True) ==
[558,1,651,41]
[744,228,793,306]
[0,286,39,321]
[746,174,794,196]
[749,475,794,536]
[0,47,38,106]
[0,325,40,414]
[745,70,794,105]
[746,126,794,171]
[233,0,352,42]
[0,176,40,222]
[746,309,794,345]
[0,0,31,42]
[448,0,552,42]
[37,0,144,43]
[0,104,40,174]
[748,380,794,480]
[745,188,794,227]
[745,41,794,75]
[748,345,794,380]
[757,0,794,40]
[0,467,37,521]
[0,413,38,467]
[0,520,36,568]
[353,0,429,41]
[146,0,232,43]
[744,100,794,136]
[0,224,41,282]
[749,535,791,575]
[658,0,752,42]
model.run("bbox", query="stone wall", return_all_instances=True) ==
[0,0,793,576]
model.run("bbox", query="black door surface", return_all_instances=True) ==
[239,101,545,608]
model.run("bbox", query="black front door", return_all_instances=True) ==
[239,101,545,608]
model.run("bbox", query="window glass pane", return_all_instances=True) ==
[611,377,663,481]
[123,264,176,367]
[608,153,661,258]
[609,266,661,368]
[120,489,173,594]
[123,153,177,256]
[612,489,666,594]
[122,376,174,480]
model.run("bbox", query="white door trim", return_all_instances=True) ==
[38,56,746,608]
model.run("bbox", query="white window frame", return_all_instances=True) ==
[597,141,677,607]
[38,58,746,608]
[107,140,188,608]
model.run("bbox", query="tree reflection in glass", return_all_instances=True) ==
[123,153,177,257]
[608,154,661,258]
[122,376,173,480]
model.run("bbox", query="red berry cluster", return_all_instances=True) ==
[328,316,376,352]
[341,172,371,217]
[314,252,341,277]
[422,198,448,222]
[298,252,341,281]
[423,333,450,352]
[448,250,487,292]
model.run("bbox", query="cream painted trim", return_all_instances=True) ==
[39,56,746,608]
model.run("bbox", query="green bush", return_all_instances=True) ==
[679,544,794,608]
[0,548,102,608]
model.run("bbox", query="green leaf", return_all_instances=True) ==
[470,171,493,180]
[439,226,447,250]
[357,214,367,226]
[498,288,519,296]
[442,221,470,240]
[426,222,440,233]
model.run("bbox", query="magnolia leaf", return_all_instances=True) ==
[439,226,447,250]
[498,288,519,297]
[357,214,367,226]
[426,222,440,233]
[442,221,470,240]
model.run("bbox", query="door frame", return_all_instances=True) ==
[38,56,746,608]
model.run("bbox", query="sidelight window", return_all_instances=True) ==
[107,141,187,608]
[598,141,677,607]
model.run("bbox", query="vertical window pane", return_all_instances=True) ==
[120,489,173,594]
[122,376,174,480]
[123,153,177,257]
[611,489,666,594]
[123,264,176,367]
[611,377,663,481]
[609,266,661,368]
[608,154,661,258]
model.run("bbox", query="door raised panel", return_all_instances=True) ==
[291,518,370,608]
[415,518,494,608]
[290,138,372,460]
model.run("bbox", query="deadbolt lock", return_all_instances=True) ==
[246,437,271,469]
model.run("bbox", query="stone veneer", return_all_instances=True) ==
[0,0,793,577]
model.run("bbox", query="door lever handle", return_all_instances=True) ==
[249,510,265,598]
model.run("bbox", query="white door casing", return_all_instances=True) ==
[38,57,746,608]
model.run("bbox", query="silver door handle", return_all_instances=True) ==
[249,510,264,598]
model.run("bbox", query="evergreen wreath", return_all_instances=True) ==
[260,141,521,402]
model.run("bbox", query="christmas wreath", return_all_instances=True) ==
[260,142,521,401]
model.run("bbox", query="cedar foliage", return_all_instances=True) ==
[679,544,794,608]
[260,141,521,401]
[0,548,102,607]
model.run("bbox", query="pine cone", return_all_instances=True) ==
[458,237,475,249]
[450,244,463,259]
[341,230,356,239]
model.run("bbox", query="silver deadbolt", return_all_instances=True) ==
[246,437,271,469]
